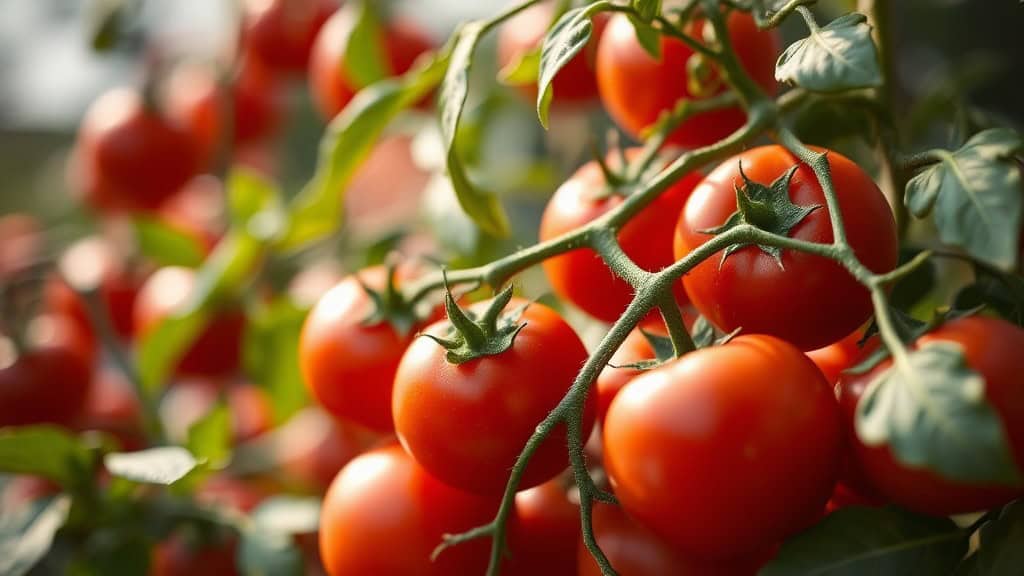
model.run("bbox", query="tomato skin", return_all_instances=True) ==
[151,534,238,576]
[160,379,273,444]
[73,369,145,451]
[596,12,778,149]
[319,444,494,576]
[604,335,841,558]
[674,146,898,351]
[75,88,197,213]
[839,316,1024,515]
[540,153,699,323]
[393,298,593,496]
[503,478,580,576]
[596,329,657,423]
[806,328,879,385]
[308,6,434,119]
[242,0,337,74]
[274,408,369,491]
[134,267,245,378]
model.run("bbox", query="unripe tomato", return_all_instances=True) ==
[242,0,337,74]
[596,12,778,148]
[839,316,1024,515]
[503,477,580,576]
[674,146,898,351]
[540,151,700,323]
[319,444,494,576]
[308,5,434,119]
[604,335,841,558]
[74,88,198,213]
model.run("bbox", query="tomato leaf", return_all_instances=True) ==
[135,311,209,393]
[761,506,967,576]
[955,500,1024,576]
[498,46,541,86]
[905,129,1023,270]
[103,447,200,485]
[132,217,205,268]
[0,427,93,487]
[88,0,136,52]
[537,3,606,128]
[186,401,232,469]
[341,0,389,90]
[227,168,282,231]
[242,299,309,424]
[856,341,1023,486]
[631,0,661,22]
[237,525,304,576]
[776,12,882,92]
[250,497,321,536]
[0,495,72,576]
[627,14,661,59]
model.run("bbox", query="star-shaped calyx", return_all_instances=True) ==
[421,281,527,365]
[701,162,821,269]
[356,263,423,338]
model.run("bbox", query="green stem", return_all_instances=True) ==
[657,292,695,355]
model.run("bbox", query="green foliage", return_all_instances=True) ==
[186,402,232,470]
[133,217,205,268]
[103,447,200,486]
[956,501,1024,575]
[242,299,309,423]
[340,0,389,89]
[632,0,661,22]
[536,2,607,127]
[776,12,882,92]
[0,496,72,576]
[0,427,93,487]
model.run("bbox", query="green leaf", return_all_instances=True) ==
[537,3,605,127]
[281,54,446,250]
[237,527,304,576]
[0,427,93,487]
[956,500,1024,575]
[0,495,72,576]
[627,14,661,59]
[632,0,661,22]
[103,447,199,485]
[498,46,541,86]
[88,0,135,52]
[227,168,282,230]
[857,342,1023,486]
[133,217,205,268]
[905,129,1023,270]
[775,13,882,92]
[340,0,389,89]
[187,402,232,469]
[250,497,321,536]
[954,265,1024,326]
[242,300,309,423]
[761,506,967,576]
[136,311,209,393]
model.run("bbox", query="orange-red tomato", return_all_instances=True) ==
[806,328,877,385]
[242,0,337,74]
[159,379,273,444]
[504,478,580,576]
[274,408,370,491]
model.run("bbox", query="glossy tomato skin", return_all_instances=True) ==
[242,0,337,74]
[541,153,700,323]
[134,267,245,378]
[839,316,1024,515]
[604,335,841,558]
[596,12,778,149]
[75,88,197,213]
[393,298,593,496]
[806,328,878,385]
[308,6,434,119]
[503,478,580,576]
[319,444,494,576]
[675,146,898,351]
[596,328,658,423]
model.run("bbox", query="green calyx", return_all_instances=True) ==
[701,161,821,269]
[422,282,527,365]
[357,263,421,338]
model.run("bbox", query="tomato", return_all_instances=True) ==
[274,407,370,491]
[151,533,237,576]
[806,328,877,385]
[73,369,145,451]
[604,335,841,558]
[503,477,579,576]
[596,12,778,149]
[159,379,273,444]
[134,267,245,378]
[319,444,494,576]
[0,214,41,280]
[242,0,337,74]
[157,175,226,251]
[393,297,593,496]
[74,88,197,213]
[308,5,434,119]
[839,316,1024,515]
[674,146,898,351]
[540,151,700,323]
[497,2,607,104]
[596,328,659,423]
[195,474,267,514]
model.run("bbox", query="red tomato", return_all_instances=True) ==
[74,88,198,213]
[134,267,246,378]
[308,6,434,119]
[604,335,841,558]
[157,175,226,252]
[0,214,41,280]
[839,316,1024,515]
[393,297,593,496]
[274,407,369,491]
[824,482,883,515]
[319,444,494,576]
[151,533,237,576]
[497,2,607,104]
[596,328,658,423]
[674,146,898,351]
[503,477,580,576]
[73,369,145,451]
[596,12,778,148]
[242,0,337,74]
[159,379,273,444]
[806,328,878,385]
[540,152,700,323]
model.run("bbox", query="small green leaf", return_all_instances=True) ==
[857,341,1023,486]
[227,168,281,229]
[250,497,321,536]
[136,311,209,393]
[187,402,232,469]
[905,129,1023,270]
[133,217,205,268]
[537,3,605,127]
[761,506,967,576]
[956,500,1024,575]
[632,0,661,22]
[776,12,882,92]
[103,447,199,485]
[242,300,309,423]
[0,427,93,487]
[498,46,541,86]
[237,526,304,576]
[640,329,675,362]
[341,0,389,89]
[0,495,72,576]
[88,0,135,52]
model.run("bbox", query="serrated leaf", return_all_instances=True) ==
[250,497,321,535]
[956,500,1024,575]
[242,300,309,423]
[760,506,967,576]
[104,447,199,485]
[133,217,205,268]
[857,342,1023,486]
[776,12,882,92]
[237,526,304,576]
[187,402,232,469]
[905,129,1023,270]
[341,0,389,89]
[0,495,71,576]
[627,14,661,59]
[537,4,603,128]
[0,427,93,487]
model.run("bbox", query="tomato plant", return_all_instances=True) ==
[503,477,580,576]
[242,0,337,75]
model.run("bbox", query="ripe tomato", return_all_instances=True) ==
[393,297,593,496]
[674,146,898,351]
[134,267,245,378]
[242,0,337,74]
[274,408,370,491]
[0,214,41,280]
[596,12,778,148]
[73,369,145,451]
[540,152,700,323]
[806,328,878,385]
[74,88,197,213]
[596,328,659,423]
[503,477,579,576]
[839,316,1024,515]
[319,444,494,576]
[159,379,273,444]
[151,533,238,576]
[157,175,226,252]
[497,2,607,104]
[308,5,434,119]
[604,335,841,558]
